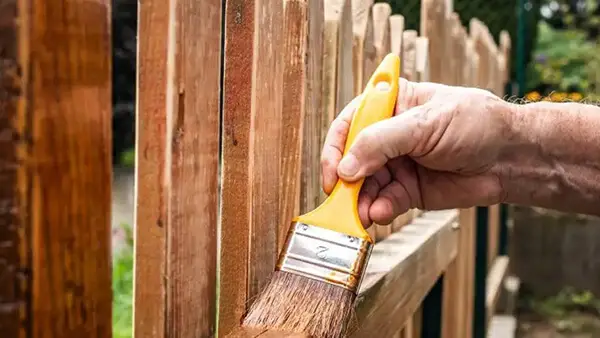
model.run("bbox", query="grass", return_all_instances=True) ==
[113,223,134,338]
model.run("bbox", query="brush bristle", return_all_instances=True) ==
[242,271,356,338]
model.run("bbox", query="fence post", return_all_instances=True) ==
[473,207,489,338]
[0,0,113,336]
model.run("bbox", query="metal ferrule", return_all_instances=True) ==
[275,221,373,294]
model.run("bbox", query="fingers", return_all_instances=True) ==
[357,167,391,227]
[320,96,361,194]
[337,103,436,182]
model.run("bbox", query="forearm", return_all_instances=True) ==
[498,101,600,215]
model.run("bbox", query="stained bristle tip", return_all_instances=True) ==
[242,271,356,338]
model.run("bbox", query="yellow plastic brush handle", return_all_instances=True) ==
[295,53,400,241]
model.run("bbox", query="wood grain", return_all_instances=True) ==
[320,0,353,202]
[371,2,393,241]
[136,0,222,336]
[351,0,375,96]
[401,30,417,81]
[0,0,28,336]
[300,0,324,214]
[220,0,284,334]
[134,0,170,335]
[350,210,459,337]
[420,0,445,83]
[441,17,469,338]
[0,0,114,336]
[279,0,308,249]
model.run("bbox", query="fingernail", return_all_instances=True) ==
[338,154,359,177]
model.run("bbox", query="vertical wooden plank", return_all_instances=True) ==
[372,2,393,241]
[134,0,169,335]
[464,38,479,338]
[135,0,222,336]
[351,0,375,96]
[420,0,445,83]
[0,0,114,336]
[415,38,429,84]
[500,31,512,86]
[0,0,28,336]
[220,0,284,334]
[389,15,405,64]
[401,30,418,82]
[279,0,309,249]
[166,0,222,336]
[300,0,324,214]
[441,14,466,338]
[321,0,353,203]
[349,0,375,239]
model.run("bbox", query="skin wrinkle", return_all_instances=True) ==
[499,101,600,216]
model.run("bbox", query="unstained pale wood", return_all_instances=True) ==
[401,30,418,82]
[321,0,354,203]
[420,0,445,83]
[300,0,324,214]
[415,37,430,83]
[0,0,113,336]
[135,0,222,336]
[351,0,375,96]
[371,2,393,241]
[486,256,510,325]
[220,0,285,334]
[349,210,459,337]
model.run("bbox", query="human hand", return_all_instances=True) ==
[320,78,513,227]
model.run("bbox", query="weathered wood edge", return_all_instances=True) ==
[350,209,459,337]
[485,255,510,325]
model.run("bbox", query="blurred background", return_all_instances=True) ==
[110,0,600,337]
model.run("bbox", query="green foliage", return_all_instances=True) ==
[528,287,600,319]
[119,148,135,168]
[113,223,134,338]
[527,21,600,97]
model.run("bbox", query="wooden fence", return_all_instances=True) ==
[0,0,513,337]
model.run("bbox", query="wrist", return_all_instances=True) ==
[494,100,547,204]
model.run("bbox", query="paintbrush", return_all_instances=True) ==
[242,53,400,338]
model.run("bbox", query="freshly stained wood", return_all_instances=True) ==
[220,0,284,334]
[351,0,375,95]
[349,210,459,337]
[0,0,112,336]
[135,0,222,336]
[279,0,309,248]
[0,1,28,335]
[320,0,354,202]
[134,0,170,335]
[401,31,417,83]
[300,0,324,213]
[372,2,393,241]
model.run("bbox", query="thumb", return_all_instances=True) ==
[337,104,434,181]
